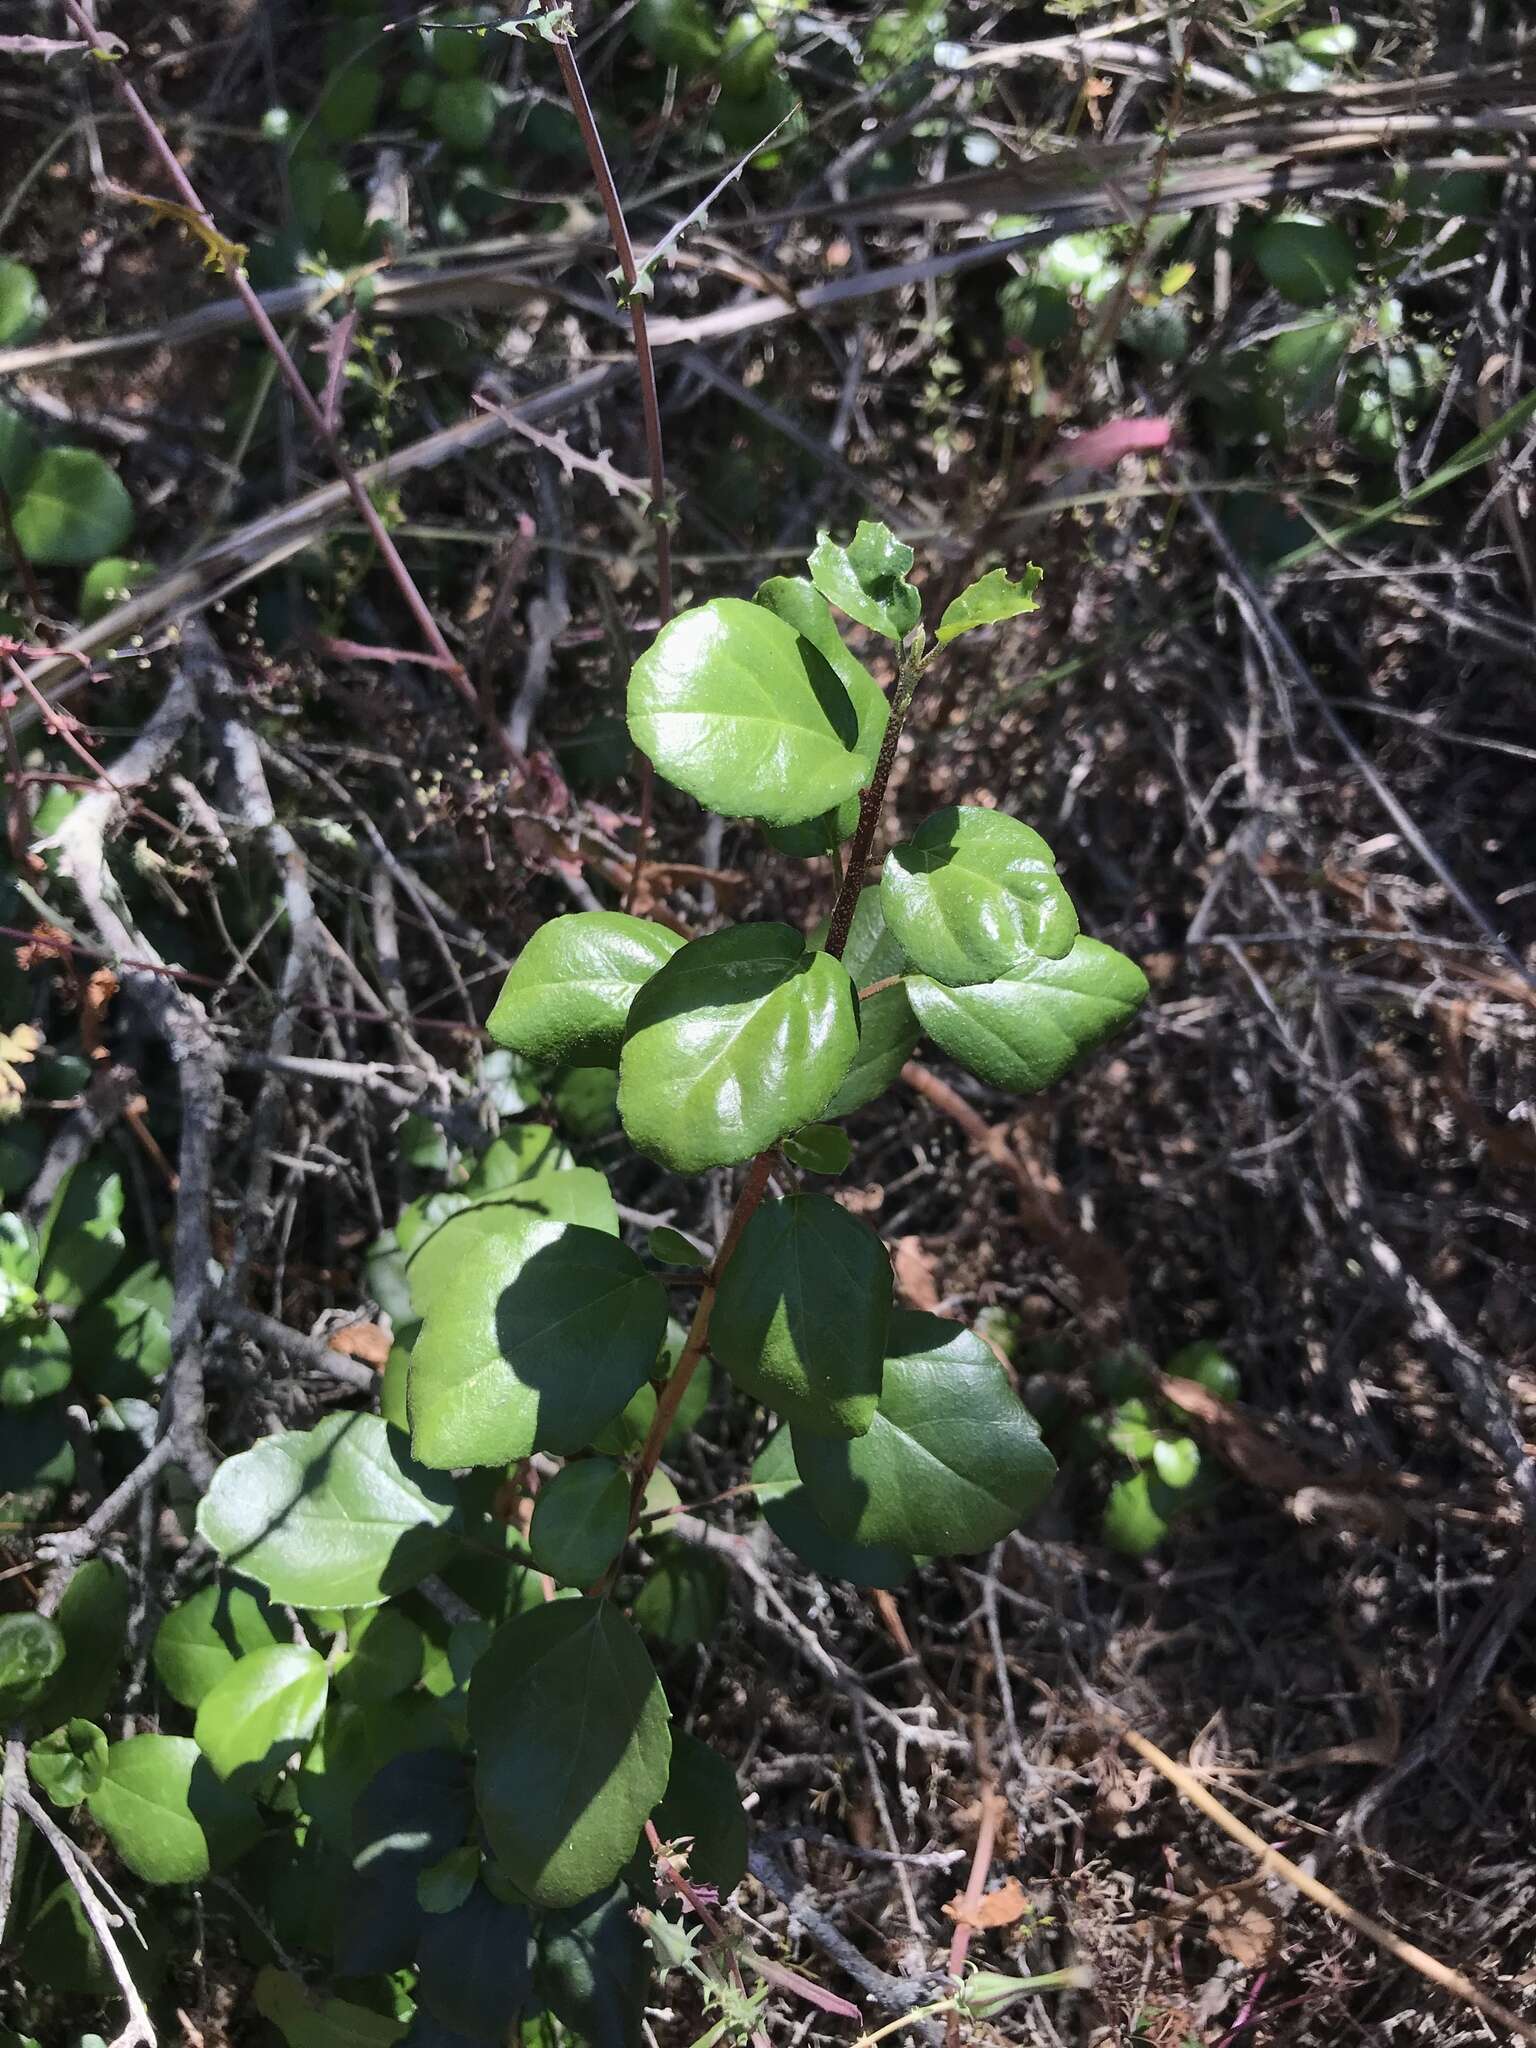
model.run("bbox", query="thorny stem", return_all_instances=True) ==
[619,630,933,1543]
[549,28,670,906]
[56,1,508,762]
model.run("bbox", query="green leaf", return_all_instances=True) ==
[417,1844,480,1915]
[335,1604,425,1705]
[489,913,684,1067]
[335,1748,473,1977]
[632,1546,727,1647]
[632,0,721,71]
[153,1582,281,1708]
[936,564,1043,644]
[618,923,860,1172]
[809,888,920,1115]
[27,1719,108,1806]
[416,1884,536,2039]
[648,1226,706,1267]
[0,259,45,346]
[881,806,1078,986]
[530,1458,632,1588]
[628,599,868,827]
[468,1597,671,1909]
[0,1403,73,1518]
[0,402,40,496]
[408,1210,667,1468]
[11,448,134,569]
[1265,318,1353,420]
[753,576,888,852]
[1102,1470,1176,1556]
[197,1412,459,1609]
[88,1733,260,1884]
[78,556,155,624]
[70,1263,172,1396]
[536,1884,649,2048]
[780,1124,851,1175]
[318,65,383,142]
[254,1967,406,2048]
[0,1320,72,1411]
[751,1425,914,1588]
[27,1558,129,1726]
[0,1613,64,1716]
[808,521,921,642]
[38,1157,124,1306]
[431,77,498,154]
[1151,1436,1201,1490]
[908,935,1148,1092]
[793,1312,1056,1555]
[1253,212,1358,307]
[712,1193,890,1436]
[1165,1340,1241,1402]
[551,1062,622,1139]
[651,1730,747,1894]
[194,1642,329,1783]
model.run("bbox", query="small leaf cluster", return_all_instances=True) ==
[1073,1341,1241,1558]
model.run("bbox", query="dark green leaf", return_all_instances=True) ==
[318,66,384,142]
[416,1884,535,2040]
[12,449,134,569]
[488,913,684,1067]
[936,564,1042,644]
[408,1210,667,1468]
[335,1748,473,1977]
[908,935,1147,1092]
[632,1547,727,1647]
[628,599,867,827]
[881,806,1078,986]
[1165,1340,1241,1402]
[780,1124,851,1175]
[431,77,498,154]
[753,577,888,851]
[807,521,921,642]
[536,1883,649,2048]
[647,1226,706,1268]
[153,1583,281,1708]
[0,1613,64,1716]
[529,1458,632,1588]
[70,1263,172,1396]
[632,0,721,71]
[551,1063,622,1139]
[417,1845,480,1916]
[28,1558,129,1726]
[27,1719,108,1806]
[651,1731,747,1895]
[37,1157,124,1306]
[254,1967,406,2048]
[712,1194,890,1436]
[809,888,920,1115]
[618,924,860,1172]
[468,1598,671,1909]
[793,1312,1056,1555]
[750,1426,913,1588]
[1253,212,1358,306]
[197,1412,459,1609]
[0,1320,71,1411]
[0,402,39,496]
[88,1734,260,1885]
[194,1643,329,1783]
[335,1604,425,1705]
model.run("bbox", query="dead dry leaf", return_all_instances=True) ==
[892,1236,940,1311]
[942,1876,1030,1930]
[1194,1886,1282,1968]
[327,1322,391,1368]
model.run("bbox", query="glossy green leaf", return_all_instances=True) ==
[619,923,860,1172]
[793,1312,1056,1555]
[197,1412,459,1609]
[780,1123,852,1174]
[78,556,155,624]
[12,448,134,569]
[529,1458,632,1588]
[1253,212,1358,307]
[0,259,45,346]
[712,1194,890,1436]
[335,1748,473,1977]
[1151,1436,1201,1490]
[0,1613,64,1716]
[488,913,684,1067]
[628,599,868,827]
[632,1546,727,1647]
[431,77,498,153]
[751,1425,914,1588]
[195,1643,329,1783]
[808,520,921,642]
[881,806,1078,986]
[468,1598,671,1909]
[651,1730,748,1894]
[28,1719,108,1806]
[536,1883,649,2048]
[753,576,888,851]
[810,888,920,1115]
[416,1884,535,2039]
[408,1209,667,1468]
[28,1558,129,1726]
[936,564,1042,644]
[88,1733,260,1885]
[908,935,1148,1092]
[254,1967,405,2048]
[153,1583,282,1708]
[38,1157,124,1306]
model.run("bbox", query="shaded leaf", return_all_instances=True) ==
[0,1613,64,1716]
[651,1730,748,1894]
[335,1748,473,1977]
[12,448,134,568]
[750,1426,914,1588]
[88,1733,260,1884]
[27,1719,108,1806]
[254,1966,405,2048]
[536,1883,649,2048]
[416,1884,535,2041]
[529,1458,632,1588]
[28,1558,129,1726]
[632,1547,728,1647]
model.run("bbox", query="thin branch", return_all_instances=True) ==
[14,1785,156,2048]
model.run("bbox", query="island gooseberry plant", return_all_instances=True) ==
[3,526,1147,2048]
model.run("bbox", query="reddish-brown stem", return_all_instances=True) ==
[57,1,510,761]
[549,30,668,905]
[823,636,925,961]
[944,1783,1005,2044]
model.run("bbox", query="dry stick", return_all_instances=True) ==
[1120,1726,1536,2048]
[54,0,502,757]
[15,1783,157,2048]
[548,27,671,906]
